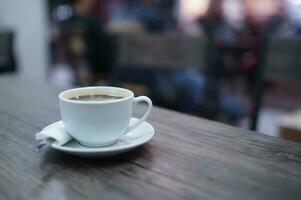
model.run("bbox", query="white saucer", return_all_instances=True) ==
[45,118,155,158]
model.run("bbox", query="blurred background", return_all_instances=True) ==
[0,0,301,141]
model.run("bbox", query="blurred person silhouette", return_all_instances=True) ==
[175,0,246,120]
[106,0,175,33]
[238,0,291,92]
[153,0,246,120]
[264,0,300,37]
[132,0,176,32]
[196,0,241,119]
[61,0,111,85]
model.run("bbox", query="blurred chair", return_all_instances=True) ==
[279,110,301,143]
[251,36,301,130]
[110,33,207,107]
[0,31,16,73]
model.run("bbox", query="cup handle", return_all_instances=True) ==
[125,96,152,134]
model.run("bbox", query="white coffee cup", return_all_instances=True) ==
[59,86,152,147]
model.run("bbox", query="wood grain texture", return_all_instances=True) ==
[0,75,301,200]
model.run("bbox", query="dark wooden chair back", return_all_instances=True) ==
[251,36,301,130]
[113,34,207,70]
[110,33,208,111]
[265,37,301,80]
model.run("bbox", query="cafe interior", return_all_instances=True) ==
[1,0,301,141]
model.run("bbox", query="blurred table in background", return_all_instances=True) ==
[280,110,301,143]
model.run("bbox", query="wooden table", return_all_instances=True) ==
[0,75,301,200]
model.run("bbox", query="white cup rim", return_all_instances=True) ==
[59,86,134,105]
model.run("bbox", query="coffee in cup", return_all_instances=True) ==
[69,94,124,101]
